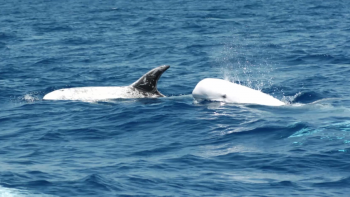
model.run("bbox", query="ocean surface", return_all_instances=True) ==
[1,0,350,196]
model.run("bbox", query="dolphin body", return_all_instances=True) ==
[192,78,285,106]
[43,65,170,101]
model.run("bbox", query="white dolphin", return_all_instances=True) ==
[192,78,285,106]
[43,65,170,101]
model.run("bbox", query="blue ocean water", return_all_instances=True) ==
[1,0,350,196]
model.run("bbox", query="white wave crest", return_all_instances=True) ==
[0,186,56,197]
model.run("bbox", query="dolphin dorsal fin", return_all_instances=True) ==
[131,65,170,96]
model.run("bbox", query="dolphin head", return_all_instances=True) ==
[192,78,230,102]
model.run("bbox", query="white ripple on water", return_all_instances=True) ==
[0,186,57,197]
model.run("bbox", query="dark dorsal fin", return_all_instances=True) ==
[131,65,170,96]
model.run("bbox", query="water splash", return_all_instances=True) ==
[281,92,302,104]
[8,92,42,107]
[216,37,275,91]
[23,94,38,102]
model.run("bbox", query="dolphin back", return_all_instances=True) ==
[192,78,285,106]
[131,65,170,97]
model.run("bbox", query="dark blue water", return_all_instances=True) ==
[1,0,350,196]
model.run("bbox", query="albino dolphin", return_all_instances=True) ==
[192,78,285,106]
[43,65,170,101]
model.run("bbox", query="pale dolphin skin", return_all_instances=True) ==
[192,78,285,106]
[43,65,170,101]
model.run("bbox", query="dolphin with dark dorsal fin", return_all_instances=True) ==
[43,65,170,101]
